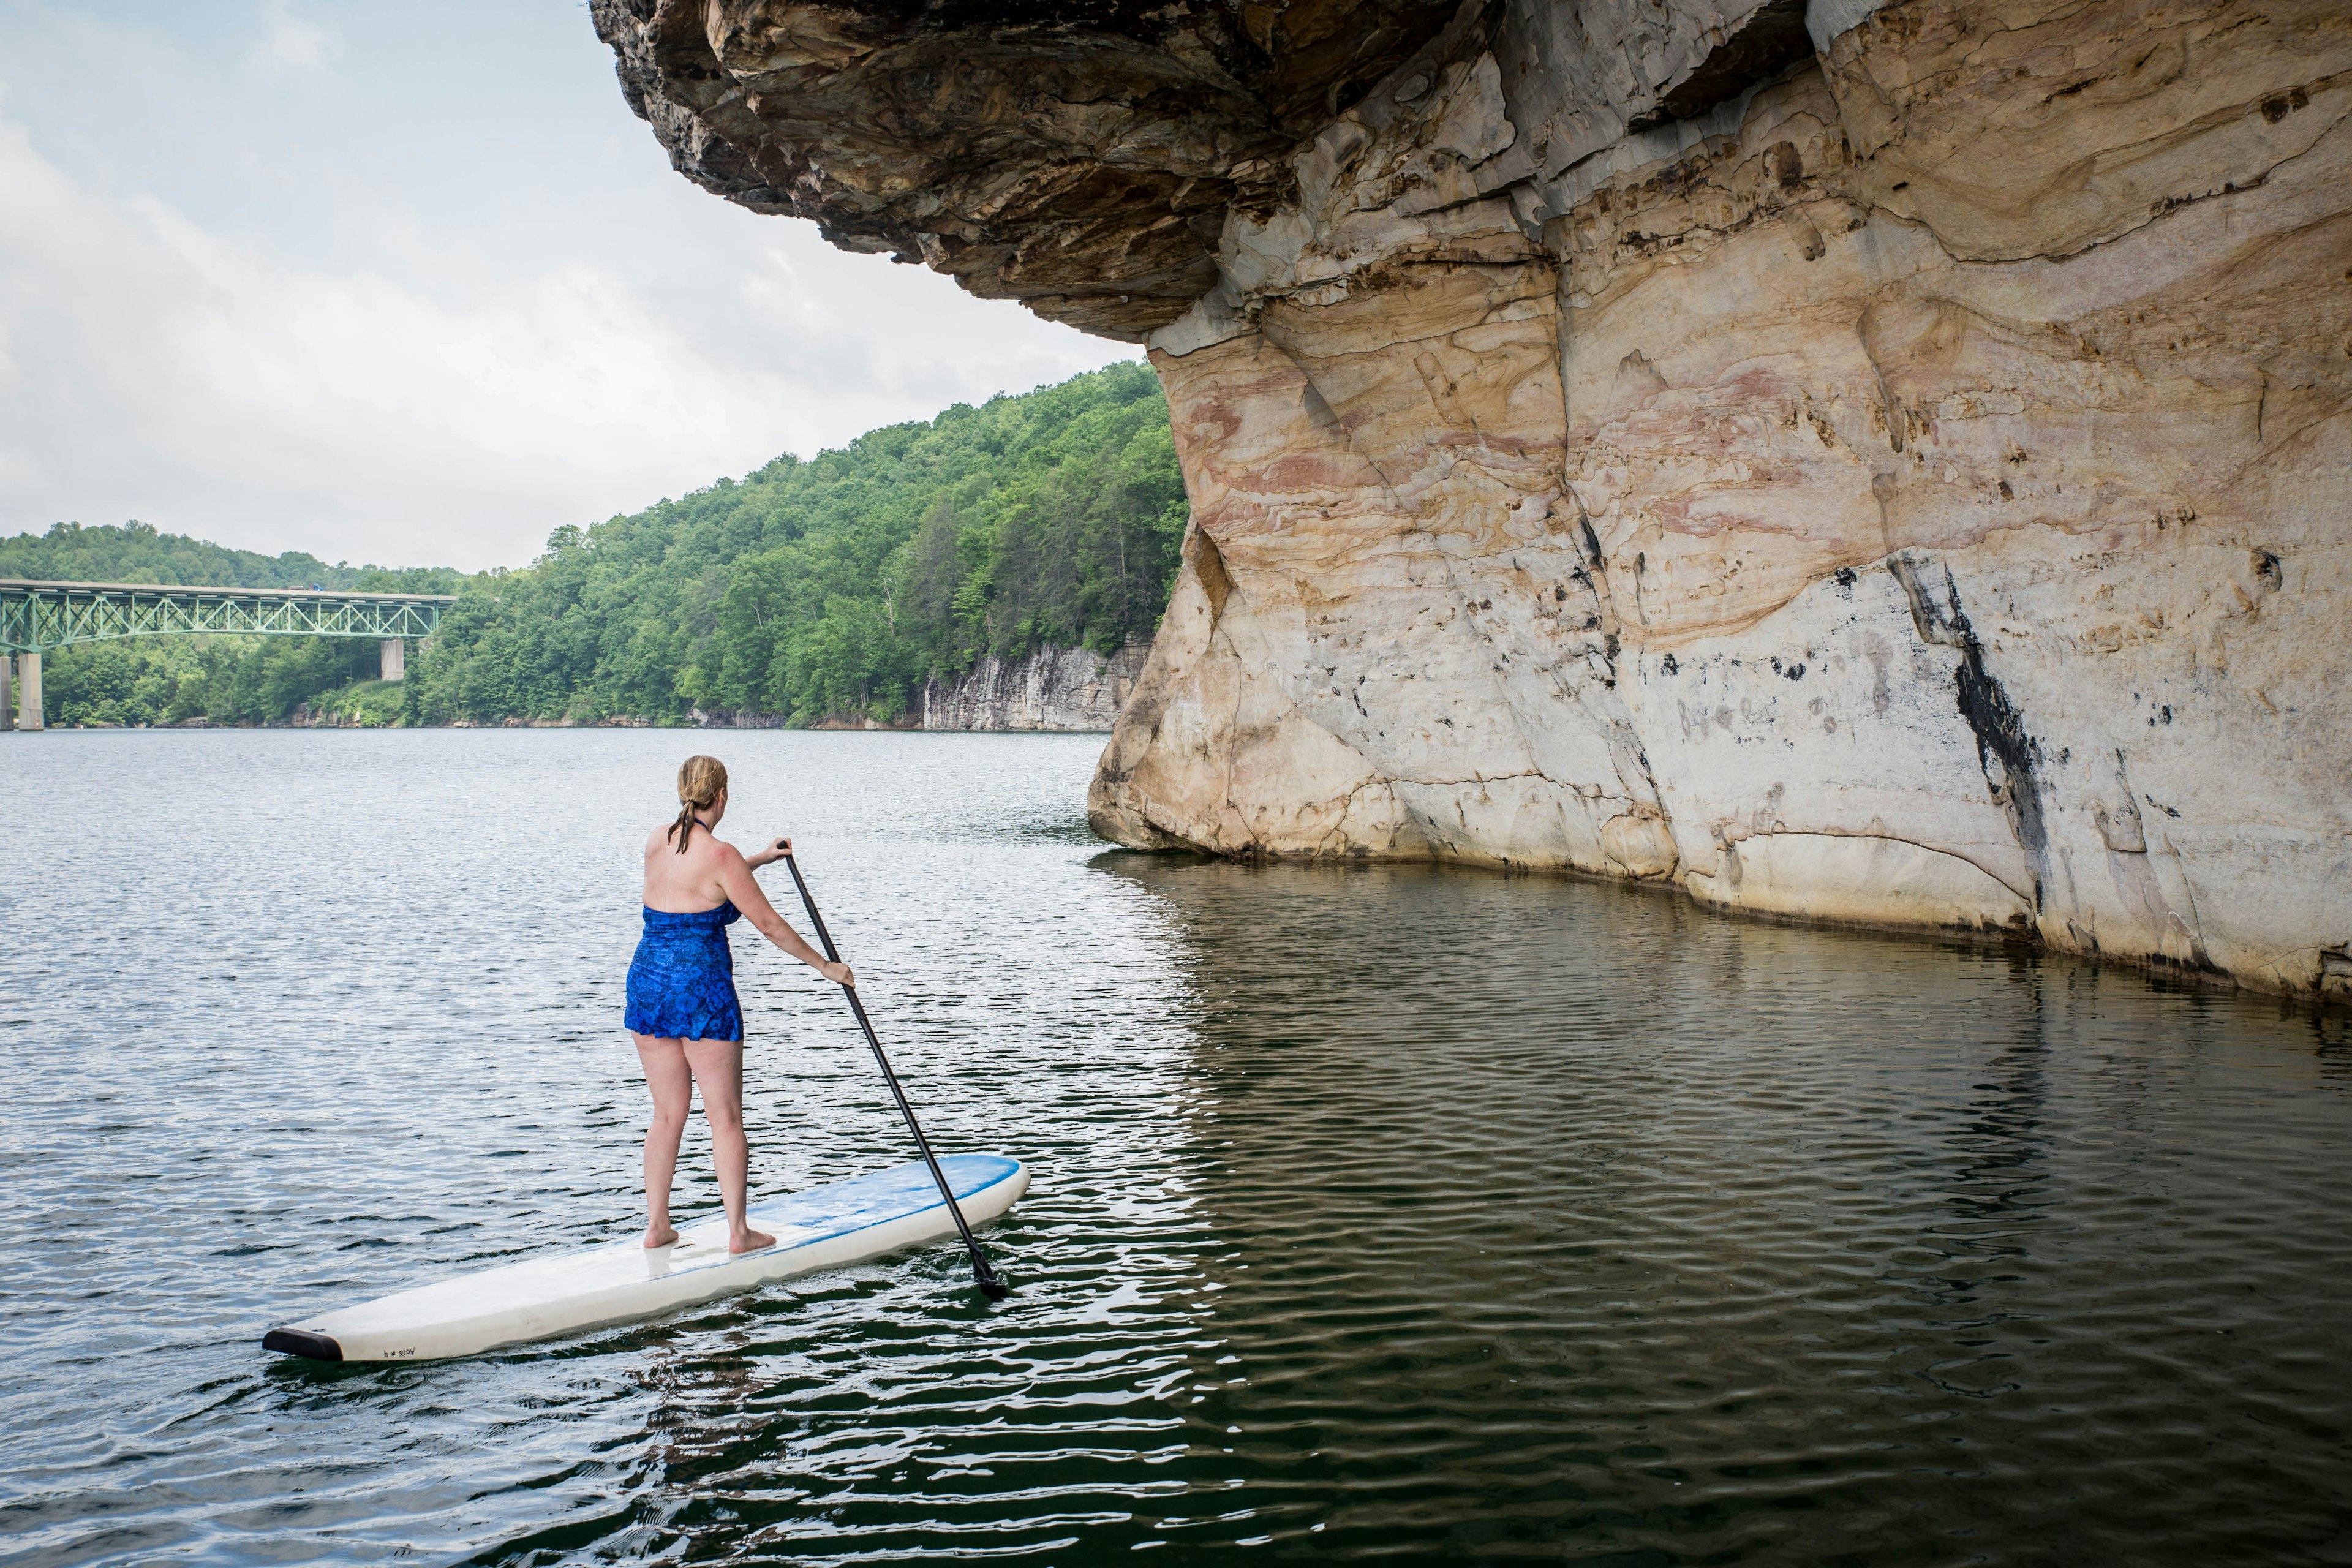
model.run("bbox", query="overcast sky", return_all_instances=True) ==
[0,1,1136,571]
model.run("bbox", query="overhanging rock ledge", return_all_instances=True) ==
[597,0,2352,1002]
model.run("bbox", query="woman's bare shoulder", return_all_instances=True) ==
[656,826,741,867]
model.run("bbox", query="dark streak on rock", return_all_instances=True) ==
[1888,553,2048,910]
[1301,381,1344,434]
[1577,518,1605,569]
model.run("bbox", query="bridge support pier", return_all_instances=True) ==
[1,652,12,730]
[379,638,405,683]
[13,651,40,731]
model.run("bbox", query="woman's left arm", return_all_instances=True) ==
[744,835,791,870]
[717,843,853,986]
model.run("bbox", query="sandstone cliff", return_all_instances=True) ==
[682,643,1145,729]
[922,641,1150,731]
[597,0,2351,1002]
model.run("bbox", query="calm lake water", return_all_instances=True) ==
[1,729,2347,1566]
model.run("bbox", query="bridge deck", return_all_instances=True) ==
[0,578,460,601]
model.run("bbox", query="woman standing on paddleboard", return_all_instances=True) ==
[627,755,852,1255]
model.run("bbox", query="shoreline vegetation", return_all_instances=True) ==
[7,364,1183,731]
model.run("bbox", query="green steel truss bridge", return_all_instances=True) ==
[1,579,457,730]
[1,578,454,655]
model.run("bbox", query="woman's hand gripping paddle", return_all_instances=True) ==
[780,850,1012,1301]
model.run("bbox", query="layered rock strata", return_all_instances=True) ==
[680,642,1146,730]
[922,641,1150,731]
[600,0,2351,1001]
[592,0,1461,336]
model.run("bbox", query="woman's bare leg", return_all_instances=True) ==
[635,1035,690,1248]
[684,1038,774,1253]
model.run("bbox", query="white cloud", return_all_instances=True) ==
[0,113,1136,571]
[252,1,330,71]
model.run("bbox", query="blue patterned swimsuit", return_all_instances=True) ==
[625,901,745,1042]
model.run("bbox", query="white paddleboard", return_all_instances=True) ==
[262,1154,1027,1363]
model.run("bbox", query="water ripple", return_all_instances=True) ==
[1,731,2346,1565]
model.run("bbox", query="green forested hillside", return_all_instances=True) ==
[13,363,1186,728]
[0,521,366,589]
[36,636,392,729]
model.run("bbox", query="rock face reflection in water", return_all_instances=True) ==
[0,731,2343,1566]
[1108,856,2352,1561]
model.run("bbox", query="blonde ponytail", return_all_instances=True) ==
[667,755,728,853]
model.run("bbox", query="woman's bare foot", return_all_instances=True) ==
[729,1227,775,1254]
[643,1223,679,1250]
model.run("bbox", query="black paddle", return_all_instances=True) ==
[778,848,1011,1300]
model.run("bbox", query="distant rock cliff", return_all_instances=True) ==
[923,643,1149,731]
[684,643,1147,730]
[598,0,2351,1002]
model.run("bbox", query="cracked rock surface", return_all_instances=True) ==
[601,0,2352,1001]
[591,0,1462,337]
